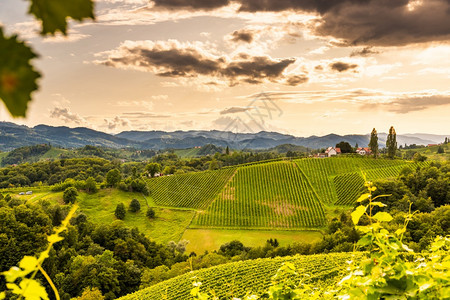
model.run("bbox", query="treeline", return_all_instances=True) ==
[0,195,191,299]
[1,144,52,166]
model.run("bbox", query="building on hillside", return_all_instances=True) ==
[356,147,372,156]
[427,144,440,147]
[315,153,327,158]
[325,147,341,157]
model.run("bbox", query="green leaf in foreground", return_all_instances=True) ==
[373,212,393,223]
[28,0,95,35]
[351,205,366,225]
[0,28,40,117]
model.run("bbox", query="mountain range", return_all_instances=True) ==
[0,122,447,152]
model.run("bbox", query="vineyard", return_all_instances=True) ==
[295,158,428,206]
[143,157,429,232]
[119,252,362,300]
[146,167,236,209]
[193,161,326,229]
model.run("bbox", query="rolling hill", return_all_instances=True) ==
[119,252,362,300]
[1,121,446,151]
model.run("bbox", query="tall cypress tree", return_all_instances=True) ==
[386,126,397,159]
[369,128,378,158]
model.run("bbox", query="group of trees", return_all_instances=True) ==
[0,196,189,299]
[369,126,397,159]
[114,199,155,221]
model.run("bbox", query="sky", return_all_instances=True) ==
[0,0,449,137]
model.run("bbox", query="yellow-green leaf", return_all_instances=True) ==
[351,205,367,225]
[19,278,49,300]
[47,234,64,244]
[0,291,5,299]
[19,256,38,273]
[373,212,393,222]
[0,28,40,117]
[371,201,386,207]
[356,193,370,203]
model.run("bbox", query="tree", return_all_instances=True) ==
[145,163,162,177]
[115,203,126,220]
[106,169,121,187]
[146,208,156,219]
[162,165,176,175]
[335,141,353,153]
[129,199,141,212]
[63,187,78,204]
[75,287,105,300]
[0,0,94,117]
[85,177,98,193]
[386,126,397,159]
[225,146,230,155]
[369,128,379,158]
[209,158,219,170]
[437,146,444,154]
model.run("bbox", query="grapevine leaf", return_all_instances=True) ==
[0,291,5,299]
[28,0,95,35]
[373,212,393,223]
[351,205,367,225]
[356,193,370,203]
[19,279,49,300]
[47,234,64,244]
[0,28,40,117]
[371,201,386,207]
[18,256,38,273]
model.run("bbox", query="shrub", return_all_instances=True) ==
[146,208,155,219]
[129,199,141,212]
[85,177,98,193]
[115,203,126,220]
[63,187,78,204]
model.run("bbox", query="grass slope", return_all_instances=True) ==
[182,229,323,254]
[193,161,326,229]
[119,252,361,300]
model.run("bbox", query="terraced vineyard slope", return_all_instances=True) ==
[146,167,237,209]
[295,157,428,205]
[193,161,326,229]
[119,252,361,300]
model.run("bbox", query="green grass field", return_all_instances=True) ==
[182,229,323,254]
[119,252,362,300]
[173,148,201,158]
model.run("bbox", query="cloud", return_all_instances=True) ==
[152,0,230,10]
[49,107,86,124]
[285,75,309,86]
[122,112,171,118]
[361,95,450,114]
[95,40,302,86]
[220,107,252,114]
[329,62,358,72]
[141,0,450,47]
[247,89,450,113]
[350,47,380,57]
[228,29,255,43]
[103,116,131,130]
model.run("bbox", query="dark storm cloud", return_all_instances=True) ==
[229,29,254,43]
[98,41,301,86]
[329,62,358,72]
[150,0,450,46]
[350,47,380,57]
[362,95,450,114]
[152,0,230,10]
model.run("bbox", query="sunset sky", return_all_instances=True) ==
[1,0,449,136]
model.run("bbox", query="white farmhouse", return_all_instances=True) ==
[325,147,341,157]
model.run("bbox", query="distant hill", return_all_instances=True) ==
[0,121,447,151]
